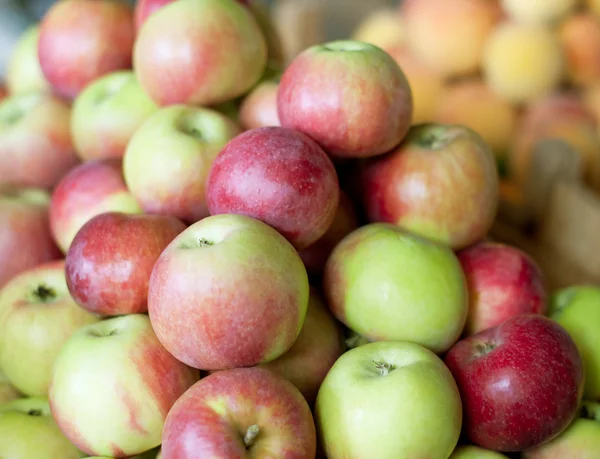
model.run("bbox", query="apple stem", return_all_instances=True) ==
[474,342,497,357]
[373,360,396,376]
[243,424,260,448]
[198,238,214,247]
[30,284,56,303]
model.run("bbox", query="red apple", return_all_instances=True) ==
[134,0,267,107]
[0,187,61,289]
[458,241,547,335]
[298,191,359,278]
[445,314,585,452]
[239,79,281,130]
[0,92,79,190]
[277,40,413,158]
[38,0,135,100]
[65,212,186,316]
[259,289,345,405]
[49,158,142,254]
[206,127,340,250]
[148,214,310,371]
[360,123,499,250]
[161,367,317,458]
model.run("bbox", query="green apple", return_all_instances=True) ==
[71,71,158,162]
[6,25,52,95]
[549,286,600,399]
[0,260,100,397]
[315,340,462,458]
[49,314,199,457]
[523,401,600,458]
[450,445,510,458]
[86,446,159,458]
[0,396,81,459]
[123,105,242,223]
[323,223,468,353]
[0,370,21,404]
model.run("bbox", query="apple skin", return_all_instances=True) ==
[278,40,413,158]
[0,92,79,190]
[315,341,463,459]
[298,191,359,278]
[0,186,61,289]
[71,70,158,161]
[65,212,186,316]
[0,260,100,397]
[49,314,199,458]
[38,0,135,100]
[134,0,267,107]
[134,0,175,31]
[258,289,345,406]
[0,370,21,404]
[49,158,142,254]
[148,214,309,370]
[549,286,600,400]
[161,367,317,459]
[458,241,547,335]
[206,126,340,250]
[123,105,241,224]
[0,397,81,459]
[450,445,509,458]
[239,79,281,130]
[523,401,600,459]
[6,25,52,95]
[323,223,468,354]
[445,314,585,452]
[360,123,499,250]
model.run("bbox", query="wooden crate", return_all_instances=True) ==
[491,140,600,292]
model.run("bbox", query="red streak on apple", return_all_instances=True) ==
[458,241,547,335]
[116,385,148,436]
[38,0,135,100]
[162,367,316,458]
[65,212,186,315]
[206,127,340,250]
[445,314,584,452]
[109,443,126,458]
[49,395,94,455]
[130,331,199,419]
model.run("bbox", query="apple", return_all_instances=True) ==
[0,186,61,289]
[38,0,135,100]
[559,14,600,87]
[445,314,585,452]
[0,260,100,397]
[0,370,21,404]
[315,341,463,458]
[458,241,547,336]
[238,78,280,130]
[549,286,600,400]
[523,401,600,459]
[87,447,161,459]
[206,126,340,250]
[49,314,199,458]
[65,212,186,316]
[258,289,345,405]
[0,397,81,459]
[49,158,142,253]
[359,123,499,250]
[5,25,51,95]
[71,70,158,161]
[134,0,176,31]
[0,92,79,190]
[450,445,509,458]
[298,191,359,278]
[148,214,310,370]
[134,0,267,107]
[323,223,468,354]
[161,367,317,458]
[501,0,578,25]
[277,40,413,158]
[351,7,406,51]
[123,105,241,224]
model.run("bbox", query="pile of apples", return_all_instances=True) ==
[353,0,600,194]
[0,0,599,458]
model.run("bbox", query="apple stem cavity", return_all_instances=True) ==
[30,284,57,303]
[27,409,43,417]
[198,238,214,247]
[373,360,396,376]
[580,402,600,421]
[474,341,497,357]
[243,424,260,448]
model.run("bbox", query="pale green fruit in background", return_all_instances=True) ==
[450,445,510,458]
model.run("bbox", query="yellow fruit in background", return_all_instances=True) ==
[483,23,565,104]
[351,7,405,51]
[501,0,579,24]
